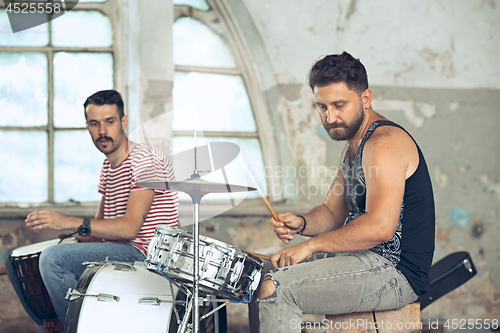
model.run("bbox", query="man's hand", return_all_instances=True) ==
[270,213,305,244]
[271,242,313,268]
[26,208,74,231]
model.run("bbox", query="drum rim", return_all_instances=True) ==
[155,228,252,258]
[10,238,77,256]
[153,227,264,266]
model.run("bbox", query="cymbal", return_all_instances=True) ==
[169,142,240,180]
[138,178,256,196]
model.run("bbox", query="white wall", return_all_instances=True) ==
[243,0,500,89]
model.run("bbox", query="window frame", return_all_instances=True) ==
[0,1,117,203]
[173,0,281,200]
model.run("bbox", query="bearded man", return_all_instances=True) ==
[252,52,435,333]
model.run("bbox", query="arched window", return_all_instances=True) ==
[172,0,270,200]
[0,1,114,203]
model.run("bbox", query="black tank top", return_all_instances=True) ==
[343,120,435,295]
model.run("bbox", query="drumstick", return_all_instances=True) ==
[244,250,271,261]
[238,156,279,222]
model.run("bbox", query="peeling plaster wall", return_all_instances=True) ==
[242,0,500,89]
[124,0,175,157]
[239,0,500,323]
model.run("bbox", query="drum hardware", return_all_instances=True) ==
[113,262,137,271]
[463,258,473,273]
[80,259,136,271]
[66,260,228,333]
[178,295,195,333]
[175,296,229,333]
[138,296,175,306]
[153,253,225,333]
[139,135,258,333]
[202,244,215,272]
[64,258,227,332]
[198,300,230,321]
[145,228,263,302]
[65,289,120,303]
[145,228,263,333]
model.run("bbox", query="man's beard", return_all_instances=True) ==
[323,106,365,141]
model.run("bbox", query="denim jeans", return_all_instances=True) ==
[5,242,145,327]
[249,250,418,333]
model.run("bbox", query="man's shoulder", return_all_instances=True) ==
[363,122,419,171]
[366,123,414,149]
[130,143,166,159]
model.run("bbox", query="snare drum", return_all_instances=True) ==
[145,225,178,272]
[146,226,263,301]
[9,238,77,319]
[65,261,226,333]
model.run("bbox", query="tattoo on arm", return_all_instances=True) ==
[143,214,147,222]
[333,168,341,183]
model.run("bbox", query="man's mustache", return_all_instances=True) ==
[325,122,347,129]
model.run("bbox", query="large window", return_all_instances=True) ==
[172,0,268,200]
[0,1,114,203]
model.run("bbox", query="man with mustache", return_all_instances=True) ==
[5,90,179,328]
[253,52,435,332]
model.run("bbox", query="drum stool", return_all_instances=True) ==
[324,303,421,333]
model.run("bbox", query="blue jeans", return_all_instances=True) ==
[6,242,145,327]
[250,250,418,333]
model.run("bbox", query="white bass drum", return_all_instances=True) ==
[64,261,226,333]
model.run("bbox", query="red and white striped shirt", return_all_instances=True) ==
[98,143,179,255]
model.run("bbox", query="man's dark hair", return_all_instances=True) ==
[84,90,124,120]
[308,52,368,95]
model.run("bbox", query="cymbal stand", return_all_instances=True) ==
[180,132,210,333]
[190,193,204,333]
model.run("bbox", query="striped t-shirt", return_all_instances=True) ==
[98,143,179,255]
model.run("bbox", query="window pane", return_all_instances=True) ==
[173,136,267,200]
[53,52,113,127]
[52,10,112,47]
[173,71,257,132]
[0,53,48,126]
[174,0,210,11]
[54,130,104,202]
[0,9,49,46]
[174,17,236,68]
[0,131,47,202]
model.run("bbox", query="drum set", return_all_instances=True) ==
[8,140,269,333]
[136,175,263,333]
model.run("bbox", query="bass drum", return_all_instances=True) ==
[64,261,226,333]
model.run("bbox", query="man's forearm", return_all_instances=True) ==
[84,216,142,240]
[306,212,397,254]
[301,204,346,237]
